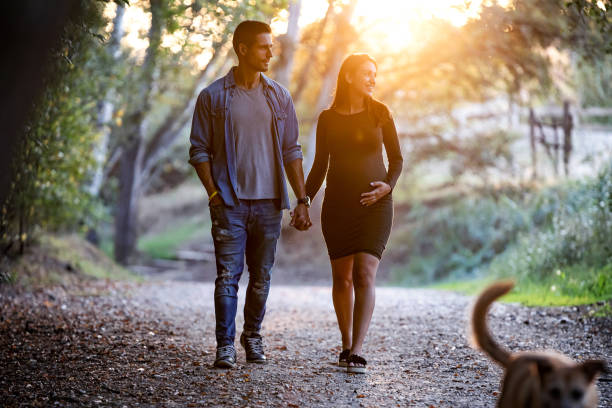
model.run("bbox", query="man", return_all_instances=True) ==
[188,20,312,368]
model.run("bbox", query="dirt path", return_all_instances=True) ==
[1,280,610,407]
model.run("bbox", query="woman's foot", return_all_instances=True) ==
[338,349,350,367]
[347,354,367,374]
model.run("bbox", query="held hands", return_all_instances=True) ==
[360,181,391,206]
[290,204,312,231]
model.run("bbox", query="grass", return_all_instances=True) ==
[47,235,137,280]
[432,263,612,308]
[5,233,140,287]
[100,238,114,260]
[137,216,209,259]
[593,302,612,317]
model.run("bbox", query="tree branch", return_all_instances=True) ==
[140,37,230,183]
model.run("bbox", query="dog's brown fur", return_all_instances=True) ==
[471,281,607,408]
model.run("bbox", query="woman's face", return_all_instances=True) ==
[347,60,377,97]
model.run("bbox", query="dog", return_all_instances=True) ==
[471,281,607,408]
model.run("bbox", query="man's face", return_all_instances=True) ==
[240,33,273,72]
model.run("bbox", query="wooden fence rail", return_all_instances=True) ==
[528,101,573,179]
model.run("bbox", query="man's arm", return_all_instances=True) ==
[189,91,222,205]
[280,90,303,164]
[193,161,223,206]
[285,158,311,230]
[189,91,212,166]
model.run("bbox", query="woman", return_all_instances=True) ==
[305,53,403,373]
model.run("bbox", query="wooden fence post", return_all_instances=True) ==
[529,108,537,180]
[553,121,559,176]
[562,101,573,177]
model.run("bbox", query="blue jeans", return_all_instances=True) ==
[209,199,282,347]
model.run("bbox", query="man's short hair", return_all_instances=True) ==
[232,20,271,54]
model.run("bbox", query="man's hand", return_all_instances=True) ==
[290,203,312,231]
[193,161,224,208]
[284,158,311,231]
[360,181,391,206]
[209,194,224,207]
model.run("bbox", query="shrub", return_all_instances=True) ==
[1,2,108,255]
[489,161,612,283]
[390,161,612,288]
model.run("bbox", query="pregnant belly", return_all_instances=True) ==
[326,167,387,201]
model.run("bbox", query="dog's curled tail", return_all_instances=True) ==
[471,280,514,368]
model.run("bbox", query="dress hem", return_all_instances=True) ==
[328,249,383,261]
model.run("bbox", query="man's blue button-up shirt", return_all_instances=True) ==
[188,68,303,210]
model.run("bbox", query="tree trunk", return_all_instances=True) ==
[273,0,301,87]
[113,0,163,264]
[114,133,144,264]
[89,4,125,196]
[304,0,357,171]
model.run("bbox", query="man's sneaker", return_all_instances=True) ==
[214,345,237,368]
[240,333,267,363]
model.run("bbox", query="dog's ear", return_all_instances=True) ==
[534,358,554,382]
[578,360,607,383]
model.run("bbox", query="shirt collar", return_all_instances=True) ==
[224,66,273,90]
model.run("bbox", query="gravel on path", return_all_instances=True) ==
[1,280,610,407]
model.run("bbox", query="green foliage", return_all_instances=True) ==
[391,188,547,285]
[392,161,612,289]
[564,0,612,56]
[401,161,612,305]
[575,54,612,110]
[1,2,109,253]
[434,263,612,306]
[392,198,507,285]
[488,162,612,282]
[593,301,612,317]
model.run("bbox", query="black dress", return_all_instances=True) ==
[305,102,403,260]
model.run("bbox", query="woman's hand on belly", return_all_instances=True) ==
[360,181,391,206]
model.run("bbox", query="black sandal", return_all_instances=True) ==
[338,349,350,367]
[347,354,367,373]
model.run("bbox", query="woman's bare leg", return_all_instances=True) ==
[330,255,354,350]
[350,252,379,356]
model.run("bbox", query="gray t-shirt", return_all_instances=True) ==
[230,83,280,199]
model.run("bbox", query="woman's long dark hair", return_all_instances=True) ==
[330,53,390,126]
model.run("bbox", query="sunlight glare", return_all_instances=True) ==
[271,9,290,36]
[354,0,512,28]
[300,0,512,51]
[122,1,151,61]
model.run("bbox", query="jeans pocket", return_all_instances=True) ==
[210,206,241,244]
[260,204,282,240]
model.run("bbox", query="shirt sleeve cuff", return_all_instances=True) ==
[188,153,210,166]
[283,149,303,164]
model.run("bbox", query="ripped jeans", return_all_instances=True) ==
[209,199,282,347]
